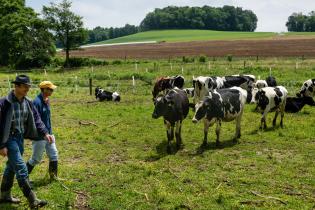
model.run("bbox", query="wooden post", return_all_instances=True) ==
[243,60,246,68]
[132,76,135,93]
[75,76,78,93]
[89,78,92,95]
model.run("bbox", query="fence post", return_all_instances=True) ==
[75,76,78,93]
[132,76,135,94]
[243,60,246,69]
[89,78,92,95]
[269,67,272,76]
[181,66,184,74]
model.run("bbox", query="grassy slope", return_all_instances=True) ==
[89,30,276,45]
[0,58,314,209]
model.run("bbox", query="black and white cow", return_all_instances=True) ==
[251,86,287,129]
[95,87,121,102]
[266,76,277,87]
[254,80,268,89]
[192,75,254,104]
[297,79,315,98]
[152,75,185,100]
[285,96,315,113]
[192,87,247,146]
[152,88,189,153]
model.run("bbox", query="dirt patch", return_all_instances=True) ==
[74,192,91,210]
[61,38,315,59]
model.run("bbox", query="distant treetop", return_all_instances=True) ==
[286,11,315,32]
[139,5,258,32]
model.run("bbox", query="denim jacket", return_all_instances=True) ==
[33,93,52,134]
[0,91,48,149]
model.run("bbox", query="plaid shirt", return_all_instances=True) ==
[10,94,29,134]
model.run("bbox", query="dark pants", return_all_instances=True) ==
[3,134,28,182]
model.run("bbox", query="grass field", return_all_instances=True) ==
[87,30,315,45]
[89,30,276,45]
[0,57,314,209]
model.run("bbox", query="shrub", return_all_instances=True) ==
[199,55,207,63]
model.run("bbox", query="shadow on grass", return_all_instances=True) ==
[31,177,51,190]
[0,203,19,210]
[249,125,284,135]
[193,138,238,155]
[145,140,182,162]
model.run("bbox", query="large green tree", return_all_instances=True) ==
[140,5,257,32]
[43,0,87,67]
[286,11,315,32]
[0,0,55,68]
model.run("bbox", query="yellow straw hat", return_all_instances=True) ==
[39,81,57,89]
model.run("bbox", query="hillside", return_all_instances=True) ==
[86,30,277,45]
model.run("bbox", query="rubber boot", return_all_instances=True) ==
[26,162,34,174]
[18,179,47,209]
[0,175,20,203]
[49,161,58,180]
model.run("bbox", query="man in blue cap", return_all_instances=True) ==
[0,75,53,209]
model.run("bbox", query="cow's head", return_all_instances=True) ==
[95,87,103,99]
[192,96,210,123]
[152,77,171,100]
[248,87,259,104]
[152,93,174,119]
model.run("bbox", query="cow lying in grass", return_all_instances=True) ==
[192,87,247,147]
[285,96,315,113]
[251,86,287,129]
[152,88,189,153]
[95,87,121,102]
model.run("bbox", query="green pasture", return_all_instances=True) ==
[88,30,276,45]
[0,57,314,209]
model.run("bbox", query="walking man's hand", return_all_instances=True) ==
[44,134,53,144]
[0,147,8,157]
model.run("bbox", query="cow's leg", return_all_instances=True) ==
[164,120,172,153]
[215,120,221,146]
[280,102,286,128]
[273,109,279,127]
[234,111,243,141]
[175,121,183,149]
[260,108,269,130]
[203,120,210,146]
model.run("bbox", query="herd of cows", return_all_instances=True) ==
[150,75,315,153]
[93,75,315,153]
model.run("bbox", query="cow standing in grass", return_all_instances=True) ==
[192,75,254,104]
[152,75,185,100]
[192,87,247,147]
[152,88,189,153]
[251,86,288,129]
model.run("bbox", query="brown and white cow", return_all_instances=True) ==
[192,87,247,146]
[152,75,185,100]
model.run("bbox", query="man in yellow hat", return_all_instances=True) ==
[26,81,59,181]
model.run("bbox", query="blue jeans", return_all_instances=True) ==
[3,134,28,181]
[28,140,58,166]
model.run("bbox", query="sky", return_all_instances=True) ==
[25,0,315,32]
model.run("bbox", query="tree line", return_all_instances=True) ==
[286,11,315,32]
[85,24,138,44]
[140,6,258,31]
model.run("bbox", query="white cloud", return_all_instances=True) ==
[25,0,315,32]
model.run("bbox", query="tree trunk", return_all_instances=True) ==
[65,48,70,68]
